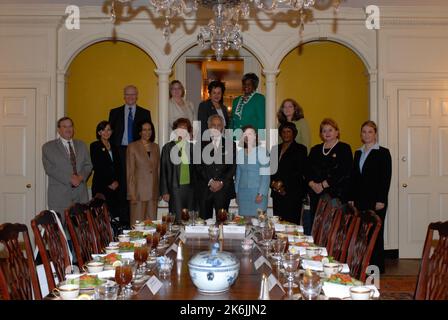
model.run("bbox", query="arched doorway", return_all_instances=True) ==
[65,40,158,146]
[277,41,369,150]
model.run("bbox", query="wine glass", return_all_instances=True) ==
[115,258,134,299]
[299,271,322,300]
[260,226,274,253]
[282,253,300,289]
[167,213,175,233]
[134,245,149,275]
[271,239,286,266]
[181,208,190,225]
[152,232,160,254]
[217,209,228,224]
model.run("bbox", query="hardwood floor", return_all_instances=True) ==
[379,259,420,299]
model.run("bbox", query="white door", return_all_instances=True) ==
[0,89,36,228]
[398,90,448,258]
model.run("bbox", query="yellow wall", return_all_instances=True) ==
[277,41,369,150]
[66,40,158,149]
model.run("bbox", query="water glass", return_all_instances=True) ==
[299,272,322,300]
[158,260,173,279]
[95,282,118,300]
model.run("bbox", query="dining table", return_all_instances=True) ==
[132,233,292,300]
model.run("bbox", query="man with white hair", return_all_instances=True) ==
[196,114,236,220]
[109,85,152,228]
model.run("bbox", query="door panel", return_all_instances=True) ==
[399,90,448,257]
[0,89,36,227]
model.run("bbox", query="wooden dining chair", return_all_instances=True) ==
[414,221,448,300]
[314,197,342,247]
[0,223,42,300]
[65,203,99,268]
[345,210,382,282]
[31,210,71,292]
[87,193,114,252]
[327,204,359,262]
[311,193,332,242]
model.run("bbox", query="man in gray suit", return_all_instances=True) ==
[42,117,92,223]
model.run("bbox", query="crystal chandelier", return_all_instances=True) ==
[110,0,342,61]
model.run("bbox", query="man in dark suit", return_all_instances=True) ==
[42,117,92,224]
[196,114,236,220]
[109,85,152,227]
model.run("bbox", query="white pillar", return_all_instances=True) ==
[155,68,172,146]
[56,69,66,129]
[263,69,280,147]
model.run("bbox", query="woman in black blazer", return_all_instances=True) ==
[349,120,392,273]
[306,118,353,235]
[197,80,229,140]
[270,122,308,224]
[90,121,121,219]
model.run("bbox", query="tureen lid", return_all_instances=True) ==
[188,242,239,269]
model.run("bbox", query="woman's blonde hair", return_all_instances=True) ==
[319,118,340,140]
[360,120,377,133]
[169,80,185,98]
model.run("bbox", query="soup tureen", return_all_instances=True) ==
[188,242,240,293]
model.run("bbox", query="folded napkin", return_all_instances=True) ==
[92,252,135,260]
[322,282,380,299]
[185,225,209,233]
[301,259,350,273]
[96,270,115,279]
[289,246,328,256]
[274,224,304,233]
[287,235,314,243]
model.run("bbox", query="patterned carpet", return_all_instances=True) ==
[378,275,417,300]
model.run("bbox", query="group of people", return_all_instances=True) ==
[42,74,391,273]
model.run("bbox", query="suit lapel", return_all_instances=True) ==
[354,150,362,174]
[362,149,377,172]
[100,141,113,163]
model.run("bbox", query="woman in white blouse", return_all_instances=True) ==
[168,80,195,129]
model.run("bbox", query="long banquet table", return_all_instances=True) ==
[133,234,292,300]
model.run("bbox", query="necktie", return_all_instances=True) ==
[127,108,134,144]
[67,141,77,175]
[179,143,190,185]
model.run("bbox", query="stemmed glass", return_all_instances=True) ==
[157,223,168,245]
[260,226,274,256]
[282,253,301,289]
[134,245,149,276]
[147,232,160,256]
[271,239,286,266]
[299,271,323,300]
[167,213,175,233]
[189,210,197,226]
[115,258,134,299]
[217,209,228,225]
[181,208,190,225]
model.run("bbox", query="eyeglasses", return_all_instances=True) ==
[124,93,137,96]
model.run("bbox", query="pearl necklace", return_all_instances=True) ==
[322,139,339,156]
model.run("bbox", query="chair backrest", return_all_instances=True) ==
[0,223,42,300]
[87,194,113,252]
[346,210,382,282]
[414,221,448,300]
[327,204,359,262]
[315,197,342,247]
[65,203,98,268]
[31,210,71,291]
[311,193,332,241]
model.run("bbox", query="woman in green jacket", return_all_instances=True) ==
[231,73,265,140]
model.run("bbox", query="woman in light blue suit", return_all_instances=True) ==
[235,125,270,216]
